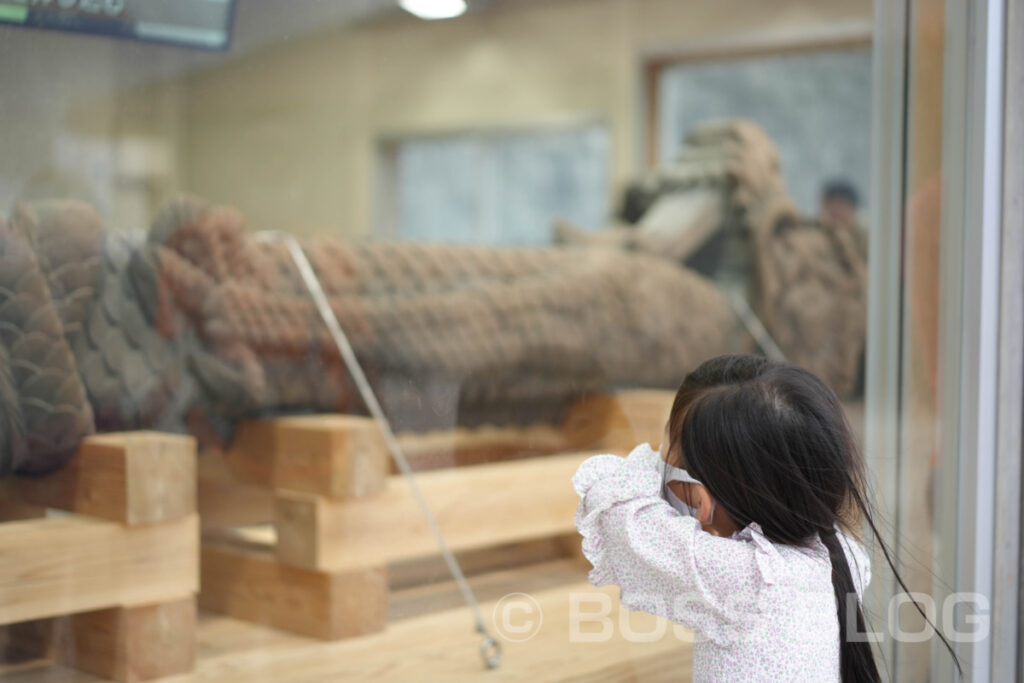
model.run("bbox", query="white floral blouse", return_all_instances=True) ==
[573,443,871,682]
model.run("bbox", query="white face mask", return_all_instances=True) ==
[661,460,716,524]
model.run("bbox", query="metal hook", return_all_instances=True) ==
[478,625,503,670]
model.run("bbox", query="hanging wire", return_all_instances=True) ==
[254,231,503,670]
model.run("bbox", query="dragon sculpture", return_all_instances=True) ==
[0,120,865,476]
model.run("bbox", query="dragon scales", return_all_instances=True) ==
[0,120,864,476]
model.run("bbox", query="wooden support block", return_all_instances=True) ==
[200,542,387,640]
[556,532,588,564]
[0,514,199,626]
[563,390,674,452]
[0,618,53,662]
[197,450,274,532]
[191,573,691,681]
[273,452,591,572]
[228,415,388,499]
[0,500,46,522]
[53,597,195,682]
[0,432,196,525]
[393,423,576,472]
[388,533,585,590]
[391,390,676,473]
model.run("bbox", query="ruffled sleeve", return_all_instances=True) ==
[572,443,766,640]
[734,523,784,585]
[572,444,668,586]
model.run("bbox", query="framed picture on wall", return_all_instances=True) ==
[375,121,611,246]
[643,31,872,219]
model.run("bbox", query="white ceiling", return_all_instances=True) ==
[102,0,401,85]
[114,0,512,86]
[0,0,518,90]
[229,0,403,55]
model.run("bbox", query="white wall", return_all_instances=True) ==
[0,0,873,234]
[0,26,191,228]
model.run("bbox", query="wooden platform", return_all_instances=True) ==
[0,432,199,682]
[198,430,596,638]
[194,390,675,643]
[393,389,676,471]
[196,389,675,530]
[0,388,858,681]
[0,560,693,682]
[0,390,683,681]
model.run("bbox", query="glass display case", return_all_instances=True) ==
[0,0,1017,681]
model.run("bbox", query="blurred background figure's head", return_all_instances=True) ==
[820,180,860,225]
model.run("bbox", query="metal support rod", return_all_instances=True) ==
[726,289,787,363]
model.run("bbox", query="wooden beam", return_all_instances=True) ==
[393,423,579,472]
[0,514,199,626]
[388,534,586,591]
[189,571,691,681]
[388,558,588,624]
[0,618,53,662]
[273,452,591,572]
[200,542,387,640]
[202,527,585,589]
[0,501,45,522]
[197,450,273,532]
[392,391,675,472]
[220,390,669,490]
[7,561,692,680]
[227,415,388,499]
[53,597,196,682]
[562,390,673,452]
[0,432,196,525]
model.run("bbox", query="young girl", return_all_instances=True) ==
[573,354,956,682]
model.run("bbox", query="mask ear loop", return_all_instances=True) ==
[705,500,717,526]
[661,455,721,527]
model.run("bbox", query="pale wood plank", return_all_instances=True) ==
[388,557,588,622]
[0,619,53,663]
[563,390,674,452]
[388,534,586,591]
[202,527,585,592]
[196,451,273,532]
[0,432,196,525]
[1,562,690,682]
[54,598,196,682]
[0,515,199,626]
[272,452,592,571]
[199,542,387,640]
[392,391,675,472]
[221,390,669,489]
[0,501,46,522]
[226,415,388,499]
[191,574,691,682]
[393,423,581,472]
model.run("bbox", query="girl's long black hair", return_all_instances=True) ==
[665,354,961,683]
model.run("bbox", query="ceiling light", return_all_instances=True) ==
[399,0,467,20]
